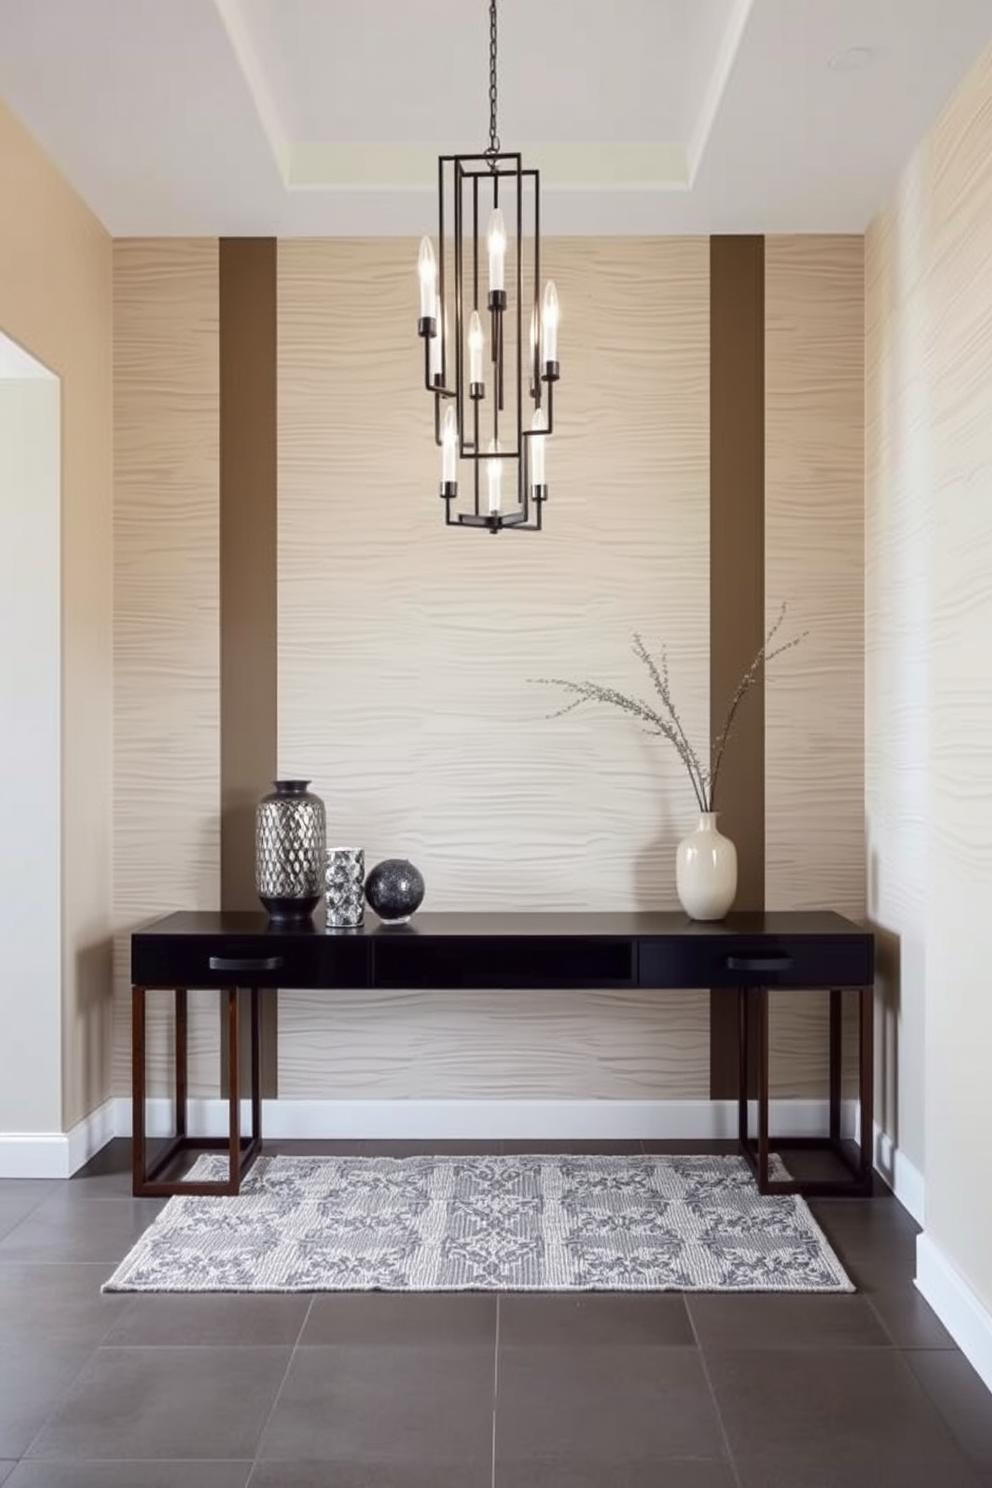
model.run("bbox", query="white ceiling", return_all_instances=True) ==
[0,0,989,236]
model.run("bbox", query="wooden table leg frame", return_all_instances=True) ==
[131,984,263,1197]
[737,984,874,1197]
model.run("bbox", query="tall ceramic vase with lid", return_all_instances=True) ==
[676,811,737,921]
[255,780,326,922]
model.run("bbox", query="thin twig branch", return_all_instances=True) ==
[531,604,806,813]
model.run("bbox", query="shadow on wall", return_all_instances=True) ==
[74,936,114,1124]
[868,909,902,1188]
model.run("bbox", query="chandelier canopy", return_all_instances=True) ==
[416,0,559,534]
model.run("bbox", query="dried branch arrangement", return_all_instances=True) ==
[532,604,806,813]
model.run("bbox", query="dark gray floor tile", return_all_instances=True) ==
[642,1139,739,1155]
[0,1262,125,1346]
[496,1463,737,1488]
[707,1347,985,1488]
[905,1350,992,1471]
[869,1284,957,1347]
[301,1292,496,1347]
[0,1462,14,1486]
[265,1140,374,1157]
[0,1194,163,1264]
[0,1342,91,1457]
[688,1292,890,1350]
[0,1180,56,1203]
[66,1140,138,1198]
[258,1344,495,1463]
[0,1186,55,1241]
[360,1140,504,1156]
[104,1293,311,1346]
[27,1345,292,1461]
[250,1464,491,1488]
[501,1141,643,1155]
[6,1463,251,1488]
[810,1197,921,1291]
[496,1345,726,1461]
[499,1292,693,1347]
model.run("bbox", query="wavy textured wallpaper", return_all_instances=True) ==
[113,239,221,1096]
[867,46,992,1283]
[765,236,866,1098]
[110,232,866,1115]
[276,237,713,1100]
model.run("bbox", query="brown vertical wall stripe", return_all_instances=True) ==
[709,235,766,1097]
[219,238,279,1096]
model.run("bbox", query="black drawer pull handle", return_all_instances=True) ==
[726,955,793,973]
[208,955,284,972]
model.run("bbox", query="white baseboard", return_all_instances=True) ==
[0,1099,115,1179]
[917,1233,992,1395]
[111,1095,860,1143]
[1,1096,865,1177]
[873,1124,926,1224]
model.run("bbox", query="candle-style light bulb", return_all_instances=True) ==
[487,438,502,514]
[530,407,547,489]
[468,310,485,392]
[429,293,443,384]
[487,208,506,296]
[541,280,559,372]
[418,236,437,322]
[441,404,458,486]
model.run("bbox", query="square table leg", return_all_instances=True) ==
[738,982,874,1197]
[131,983,263,1197]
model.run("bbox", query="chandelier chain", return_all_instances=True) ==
[486,0,500,164]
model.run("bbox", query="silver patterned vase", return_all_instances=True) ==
[255,780,326,922]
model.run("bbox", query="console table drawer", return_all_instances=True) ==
[638,936,873,989]
[132,935,368,989]
[373,936,635,988]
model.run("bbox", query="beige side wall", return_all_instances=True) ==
[765,236,866,1096]
[867,44,992,1304]
[112,240,221,1096]
[0,99,113,1130]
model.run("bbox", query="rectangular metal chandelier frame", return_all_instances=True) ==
[422,150,556,533]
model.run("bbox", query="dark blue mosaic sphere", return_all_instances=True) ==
[364,858,425,925]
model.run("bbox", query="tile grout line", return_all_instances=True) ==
[245,1294,315,1470]
[684,1295,746,1488]
[492,1291,501,1488]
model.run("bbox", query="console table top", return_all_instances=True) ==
[134,908,868,941]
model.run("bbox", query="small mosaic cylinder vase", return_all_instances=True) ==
[255,779,326,922]
[325,847,365,928]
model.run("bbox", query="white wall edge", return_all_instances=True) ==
[0,1098,117,1179]
[111,1096,860,1142]
[873,1123,926,1224]
[917,1233,992,1396]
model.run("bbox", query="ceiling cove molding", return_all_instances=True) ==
[212,0,732,196]
[286,141,690,191]
[687,0,756,184]
[212,0,291,181]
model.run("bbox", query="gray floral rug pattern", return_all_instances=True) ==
[103,1153,853,1294]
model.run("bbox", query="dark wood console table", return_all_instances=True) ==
[131,909,874,1200]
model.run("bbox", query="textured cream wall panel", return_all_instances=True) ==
[865,187,931,1170]
[0,100,113,1130]
[278,237,711,1100]
[922,49,992,1306]
[764,237,865,1099]
[278,989,709,1099]
[113,240,220,1098]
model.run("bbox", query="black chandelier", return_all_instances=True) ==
[416,0,559,533]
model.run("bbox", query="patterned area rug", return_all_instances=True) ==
[103,1152,853,1294]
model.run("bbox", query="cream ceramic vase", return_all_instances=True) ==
[676,811,738,921]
